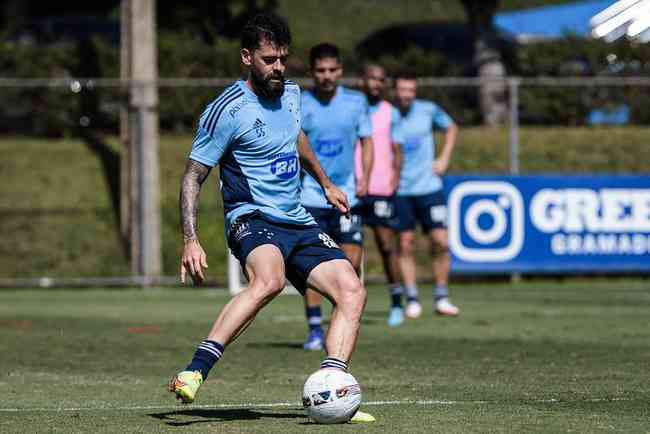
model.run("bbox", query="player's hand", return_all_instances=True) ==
[356,177,369,197]
[180,239,208,286]
[433,157,449,175]
[324,183,350,215]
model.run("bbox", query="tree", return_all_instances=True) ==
[461,0,508,126]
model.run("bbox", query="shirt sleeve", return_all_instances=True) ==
[357,98,373,138]
[432,103,454,130]
[188,115,235,167]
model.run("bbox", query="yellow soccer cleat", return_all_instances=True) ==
[168,370,203,404]
[350,409,376,424]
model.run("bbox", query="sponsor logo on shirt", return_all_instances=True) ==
[403,136,421,152]
[270,153,299,179]
[314,138,343,157]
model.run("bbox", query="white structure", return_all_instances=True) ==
[591,0,650,42]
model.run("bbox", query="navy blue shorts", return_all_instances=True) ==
[358,195,398,229]
[394,190,447,232]
[305,207,363,246]
[227,213,348,294]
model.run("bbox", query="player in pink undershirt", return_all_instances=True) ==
[354,64,406,326]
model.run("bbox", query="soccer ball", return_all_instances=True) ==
[302,369,362,424]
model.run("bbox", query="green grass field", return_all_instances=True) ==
[1,281,649,432]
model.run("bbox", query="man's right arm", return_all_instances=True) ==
[179,159,211,284]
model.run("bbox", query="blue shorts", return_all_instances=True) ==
[358,195,398,229]
[227,213,348,294]
[394,190,447,232]
[305,207,363,246]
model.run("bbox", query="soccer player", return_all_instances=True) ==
[392,73,460,317]
[354,64,405,327]
[169,15,372,424]
[299,43,373,350]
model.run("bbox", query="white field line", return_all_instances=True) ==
[0,397,635,413]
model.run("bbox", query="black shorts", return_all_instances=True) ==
[394,190,447,232]
[227,213,348,294]
[305,206,363,246]
[358,195,398,229]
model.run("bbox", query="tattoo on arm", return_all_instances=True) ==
[179,159,211,242]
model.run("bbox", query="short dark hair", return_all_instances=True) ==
[241,12,291,51]
[309,43,340,67]
[394,71,418,83]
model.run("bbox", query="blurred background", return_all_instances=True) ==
[1,0,649,286]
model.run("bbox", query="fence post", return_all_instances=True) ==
[509,77,522,283]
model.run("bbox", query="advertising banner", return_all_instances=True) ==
[445,175,650,273]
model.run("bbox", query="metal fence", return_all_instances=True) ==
[1,76,649,286]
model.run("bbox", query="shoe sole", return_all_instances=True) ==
[168,376,194,404]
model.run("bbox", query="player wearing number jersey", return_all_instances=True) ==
[392,72,460,317]
[299,43,374,351]
[168,15,369,418]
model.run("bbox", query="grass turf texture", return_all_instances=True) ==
[2,127,650,279]
[1,280,649,432]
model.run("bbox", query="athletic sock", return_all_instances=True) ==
[405,285,419,303]
[306,306,323,333]
[185,339,224,380]
[434,285,449,302]
[321,357,348,372]
[389,284,403,308]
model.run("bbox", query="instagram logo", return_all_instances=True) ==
[448,181,524,262]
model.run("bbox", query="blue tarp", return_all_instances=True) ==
[495,0,616,40]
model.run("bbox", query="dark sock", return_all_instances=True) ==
[306,306,323,333]
[389,284,403,308]
[185,340,224,380]
[320,357,348,372]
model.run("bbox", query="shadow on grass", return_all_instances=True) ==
[247,341,303,349]
[149,408,304,426]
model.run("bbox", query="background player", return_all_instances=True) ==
[300,43,374,350]
[392,72,460,318]
[168,14,369,413]
[354,64,406,327]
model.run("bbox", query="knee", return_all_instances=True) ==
[431,237,449,254]
[250,274,285,303]
[399,236,415,255]
[339,278,366,320]
[377,238,395,258]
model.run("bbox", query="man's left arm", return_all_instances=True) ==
[297,129,350,214]
[432,105,459,175]
[434,123,458,175]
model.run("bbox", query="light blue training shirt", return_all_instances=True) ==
[300,86,372,209]
[189,79,316,236]
[392,99,454,196]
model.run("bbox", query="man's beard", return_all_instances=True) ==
[251,68,285,100]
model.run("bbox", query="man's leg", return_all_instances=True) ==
[170,245,286,403]
[429,228,458,316]
[340,243,363,273]
[306,259,366,364]
[398,230,420,305]
[373,226,408,322]
[303,289,325,350]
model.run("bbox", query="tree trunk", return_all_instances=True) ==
[462,0,508,126]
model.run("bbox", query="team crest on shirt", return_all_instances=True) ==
[270,152,299,179]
